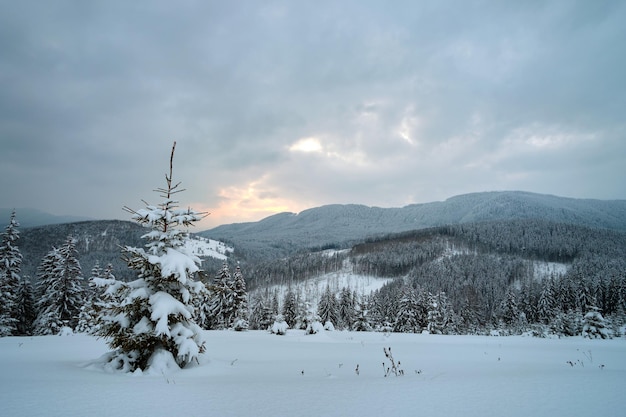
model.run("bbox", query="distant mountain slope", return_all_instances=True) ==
[18,220,145,282]
[17,220,231,283]
[0,208,95,228]
[200,191,626,261]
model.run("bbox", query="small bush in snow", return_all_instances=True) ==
[323,321,335,331]
[271,314,288,335]
[58,326,74,336]
[232,317,249,332]
[305,321,324,335]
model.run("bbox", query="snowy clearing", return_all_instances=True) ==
[251,270,392,309]
[186,236,233,260]
[1,331,625,417]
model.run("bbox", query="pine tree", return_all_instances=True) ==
[394,286,421,333]
[458,295,482,334]
[249,294,274,330]
[270,313,288,335]
[537,279,556,324]
[282,289,297,328]
[231,264,249,330]
[76,262,110,334]
[0,210,23,335]
[338,287,355,330]
[15,277,36,335]
[499,289,525,334]
[317,284,339,328]
[0,271,16,336]
[427,291,452,335]
[270,290,280,318]
[33,237,85,335]
[582,306,610,339]
[352,298,372,332]
[191,282,213,330]
[294,295,311,330]
[210,262,236,329]
[95,142,207,372]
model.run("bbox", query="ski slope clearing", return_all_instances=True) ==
[1,331,624,417]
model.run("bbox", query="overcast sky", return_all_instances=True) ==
[1,1,625,230]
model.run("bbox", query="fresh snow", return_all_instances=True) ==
[532,261,568,280]
[148,247,199,282]
[185,236,232,261]
[1,331,624,417]
[252,268,392,310]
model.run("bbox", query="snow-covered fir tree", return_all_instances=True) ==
[33,237,85,335]
[498,289,526,334]
[394,286,421,333]
[317,284,339,328]
[191,283,214,330]
[76,262,114,334]
[34,247,60,297]
[270,313,288,335]
[95,142,207,372]
[300,298,322,334]
[352,298,372,332]
[0,271,16,336]
[427,291,453,334]
[537,279,557,324]
[458,296,482,334]
[209,262,236,329]
[14,277,36,335]
[294,296,311,330]
[582,306,610,339]
[0,210,23,335]
[270,290,280,318]
[282,289,298,328]
[338,287,355,330]
[231,264,249,330]
[249,294,274,330]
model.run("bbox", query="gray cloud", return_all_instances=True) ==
[1,0,625,228]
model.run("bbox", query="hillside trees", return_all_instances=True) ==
[76,262,115,334]
[94,142,207,372]
[582,306,610,339]
[15,277,36,335]
[394,286,422,333]
[232,264,249,329]
[0,210,23,335]
[317,284,339,327]
[33,237,85,335]
[282,289,297,328]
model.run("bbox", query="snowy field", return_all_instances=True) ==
[1,331,625,417]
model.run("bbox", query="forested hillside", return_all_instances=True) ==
[5,192,626,338]
[18,220,228,282]
[201,191,626,262]
[19,220,146,281]
[244,219,626,336]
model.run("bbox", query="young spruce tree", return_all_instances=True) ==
[33,237,85,334]
[0,210,23,335]
[96,142,207,372]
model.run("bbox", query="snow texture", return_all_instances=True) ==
[1,331,625,417]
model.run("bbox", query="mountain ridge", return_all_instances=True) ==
[199,191,626,261]
[0,207,94,228]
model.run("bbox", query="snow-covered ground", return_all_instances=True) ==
[185,236,233,260]
[251,269,392,310]
[532,260,568,280]
[1,331,624,417]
